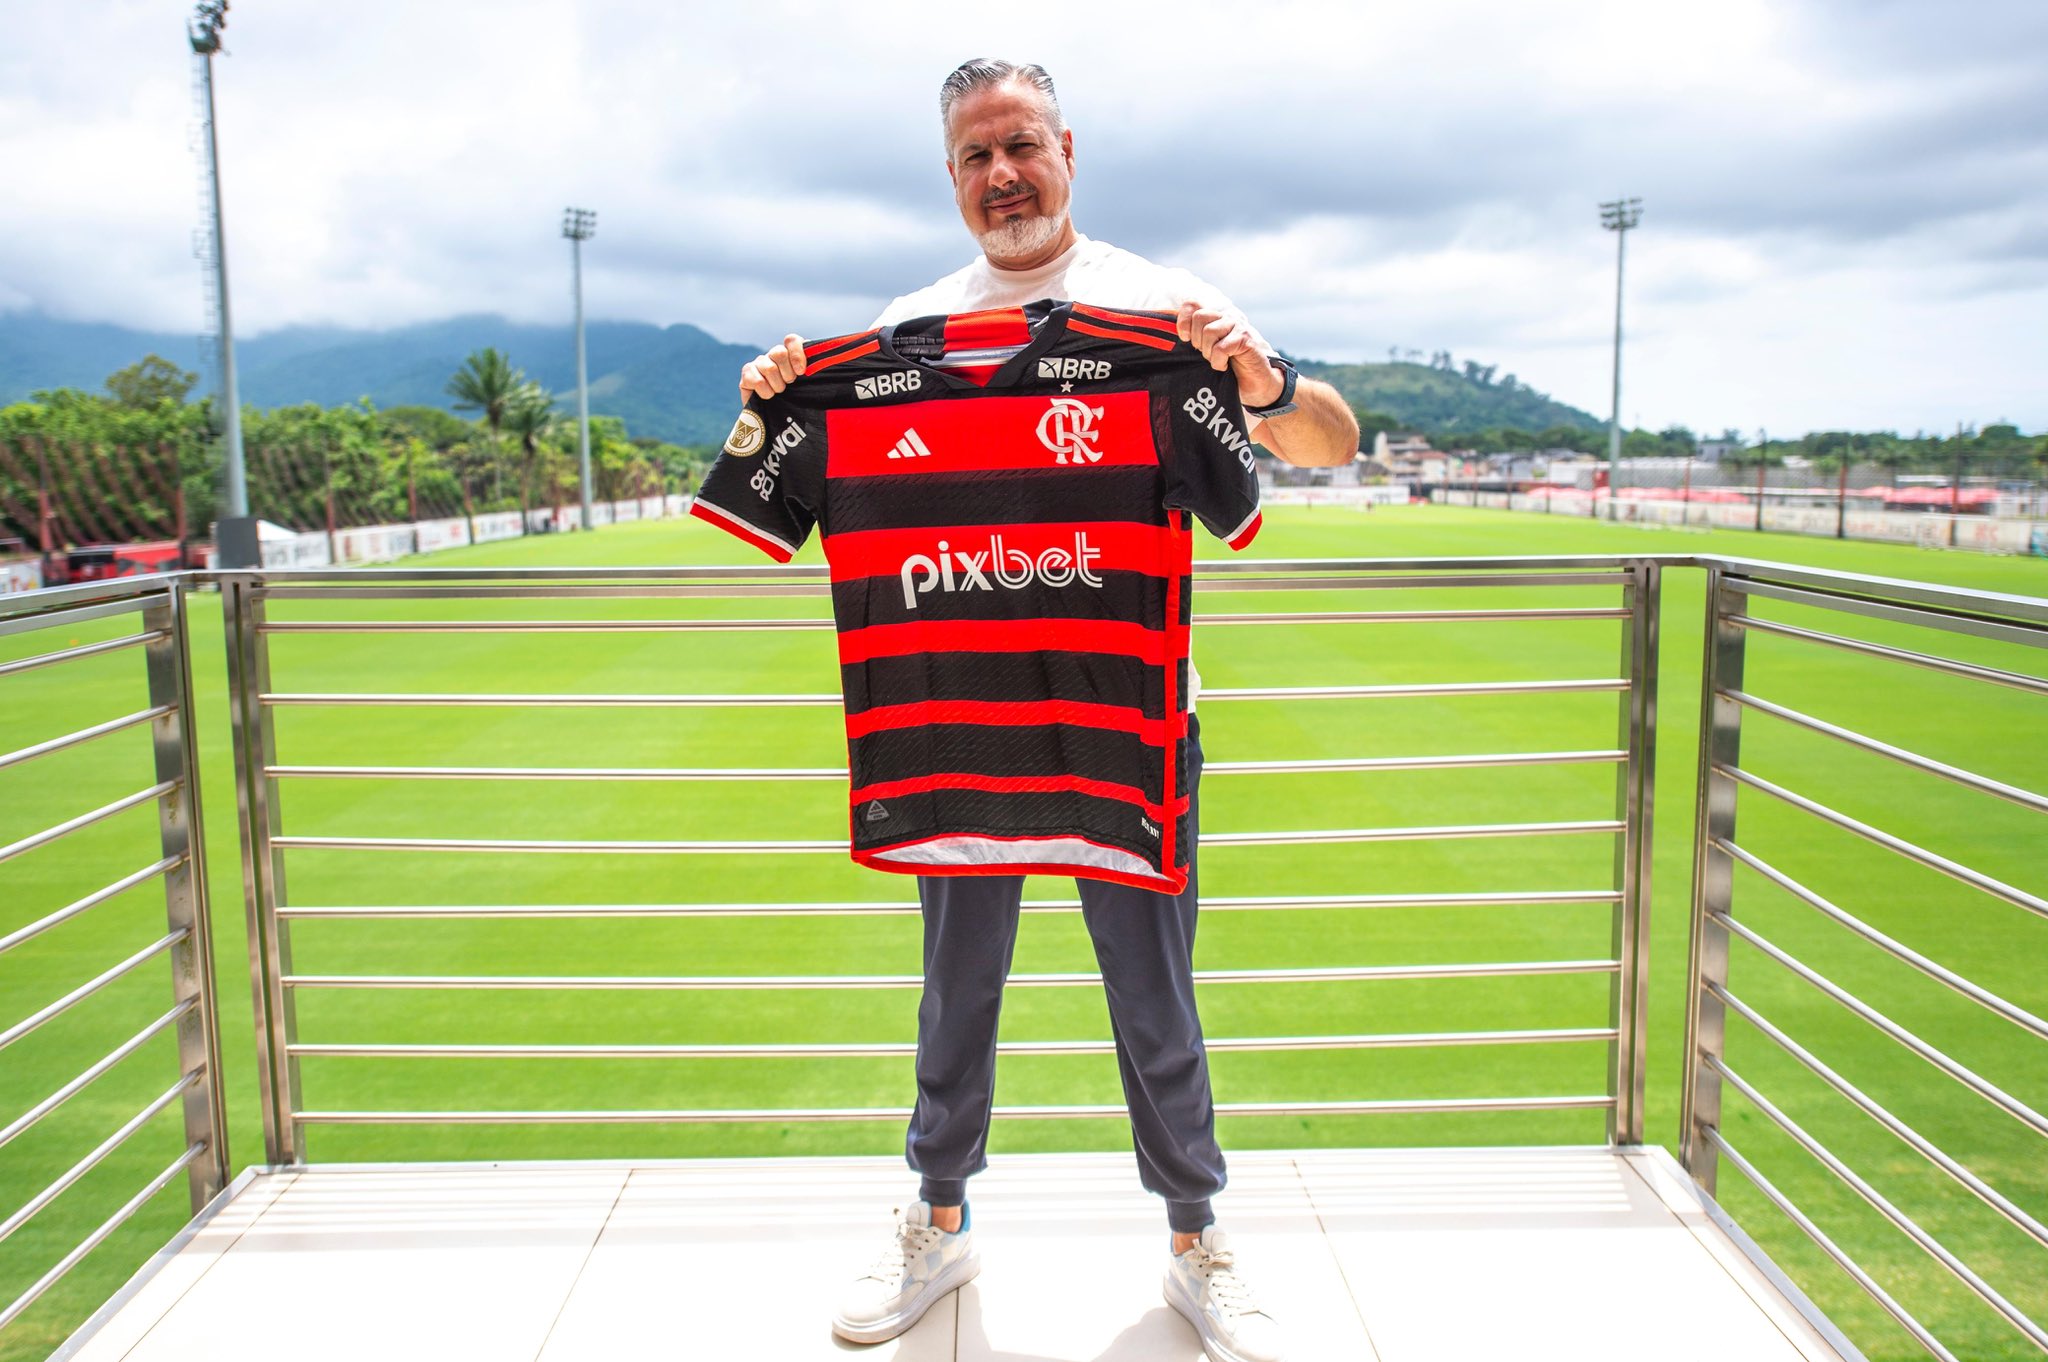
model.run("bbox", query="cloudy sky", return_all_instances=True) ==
[3,0,2043,434]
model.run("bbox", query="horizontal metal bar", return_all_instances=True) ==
[282,960,1619,990]
[1727,575,2048,650]
[207,554,1667,588]
[262,615,833,632]
[1208,750,1628,774]
[1722,765,2048,921]
[1713,1058,2048,1352]
[0,932,187,1054]
[0,780,179,867]
[0,595,159,639]
[288,1027,1617,1061]
[0,857,181,957]
[262,691,839,708]
[0,706,175,774]
[1720,839,2048,1043]
[1734,615,2048,698]
[261,680,1629,709]
[1204,679,1628,700]
[0,1075,199,1247]
[0,1142,206,1335]
[0,629,166,680]
[0,1002,196,1151]
[274,889,1622,920]
[0,573,180,618]
[272,820,1622,856]
[268,764,848,781]
[1194,608,1631,625]
[1204,820,1622,846]
[1712,555,2048,626]
[1705,1128,1959,1362]
[257,582,831,600]
[1726,690,2048,814]
[292,1094,1616,1124]
[1714,985,2048,1254]
[267,752,1627,783]
[1715,910,2048,1140]
[1192,571,1634,591]
[271,835,847,854]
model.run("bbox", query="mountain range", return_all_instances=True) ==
[0,312,1603,444]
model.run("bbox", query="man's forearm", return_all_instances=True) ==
[1253,378,1359,468]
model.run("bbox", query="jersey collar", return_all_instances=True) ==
[878,299,1075,393]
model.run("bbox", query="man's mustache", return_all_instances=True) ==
[983,183,1037,207]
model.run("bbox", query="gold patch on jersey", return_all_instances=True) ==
[723,410,767,457]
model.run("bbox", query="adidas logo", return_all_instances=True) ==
[886,429,934,460]
[865,801,891,823]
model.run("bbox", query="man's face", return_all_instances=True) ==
[945,80,1074,264]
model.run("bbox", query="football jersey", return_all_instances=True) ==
[689,299,1263,893]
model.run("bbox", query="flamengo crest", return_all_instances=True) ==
[1035,399,1105,465]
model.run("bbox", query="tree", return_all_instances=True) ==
[501,382,559,513]
[445,348,524,506]
[106,355,199,409]
[1723,439,1785,531]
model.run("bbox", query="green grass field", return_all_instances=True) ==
[2,505,2044,1361]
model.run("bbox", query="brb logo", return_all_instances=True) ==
[899,533,1105,609]
[1035,399,1105,465]
[854,370,922,400]
[1037,357,1112,382]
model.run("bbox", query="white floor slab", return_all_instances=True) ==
[57,1148,1853,1362]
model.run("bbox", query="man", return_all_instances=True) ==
[738,59,1358,1362]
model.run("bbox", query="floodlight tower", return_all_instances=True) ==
[191,1,252,559]
[1599,197,1643,480]
[563,208,597,530]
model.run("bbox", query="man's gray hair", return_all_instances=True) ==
[939,59,1063,154]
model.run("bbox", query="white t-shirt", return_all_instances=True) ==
[873,233,1275,708]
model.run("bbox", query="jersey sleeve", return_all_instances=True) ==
[688,396,823,562]
[1161,363,1263,551]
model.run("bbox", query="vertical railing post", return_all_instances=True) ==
[1682,565,1746,1193]
[222,573,303,1164]
[1607,560,1660,1145]
[142,580,230,1210]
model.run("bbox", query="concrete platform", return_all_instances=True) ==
[57,1147,1859,1362]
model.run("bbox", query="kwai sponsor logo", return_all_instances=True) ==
[1180,386,1256,471]
[898,532,1106,608]
[748,417,808,500]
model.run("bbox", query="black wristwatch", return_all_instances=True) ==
[1244,356,1299,419]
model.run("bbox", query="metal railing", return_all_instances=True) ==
[217,557,1657,1159]
[2,552,2044,1362]
[1682,558,2048,1361]
[0,574,229,1336]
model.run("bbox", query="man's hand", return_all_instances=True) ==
[1175,301,1283,408]
[739,334,807,400]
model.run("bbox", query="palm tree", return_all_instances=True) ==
[445,349,523,509]
[501,382,559,520]
[1723,437,1784,532]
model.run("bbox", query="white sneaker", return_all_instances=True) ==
[831,1201,980,1344]
[1164,1226,1286,1362]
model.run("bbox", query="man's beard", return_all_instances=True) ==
[977,205,1069,264]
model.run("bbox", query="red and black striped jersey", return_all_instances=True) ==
[690,299,1263,893]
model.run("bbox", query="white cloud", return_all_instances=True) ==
[1,0,2042,432]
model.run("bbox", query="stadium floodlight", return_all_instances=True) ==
[1599,197,1643,511]
[563,208,598,531]
[190,1,252,560]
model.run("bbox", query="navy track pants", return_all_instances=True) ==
[904,716,1225,1234]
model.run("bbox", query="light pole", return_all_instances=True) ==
[1600,197,1642,522]
[190,2,253,563]
[562,207,597,530]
